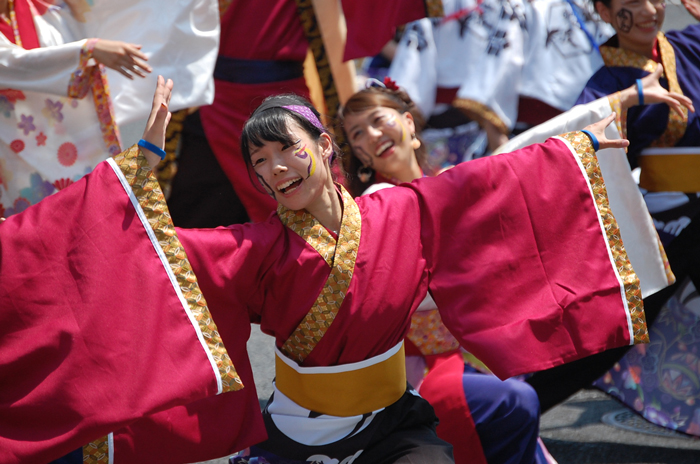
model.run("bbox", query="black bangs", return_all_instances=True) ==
[242,108,299,153]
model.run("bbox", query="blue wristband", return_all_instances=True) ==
[581,129,600,151]
[636,79,644,106]
[138,139,166,160]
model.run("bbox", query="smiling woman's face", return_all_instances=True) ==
[249,119,333,213]
[344,106,417,181]
[596,0,666,55]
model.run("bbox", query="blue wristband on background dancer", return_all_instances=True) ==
[581,130,600,151]
[636,79,644,106]
[138,139,167,160]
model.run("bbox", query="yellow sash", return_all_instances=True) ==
[275,342,406,417]
[639,148,700,193]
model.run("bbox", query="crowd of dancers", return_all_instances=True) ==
[2,1,700,463]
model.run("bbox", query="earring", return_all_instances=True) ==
[357,165,373,183]
[411,133,421,150]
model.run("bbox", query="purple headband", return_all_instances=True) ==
[283,105,326,132]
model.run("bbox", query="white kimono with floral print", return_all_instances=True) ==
[0,0,219,217]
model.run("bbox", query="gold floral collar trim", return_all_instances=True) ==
[277,185,362,363]
[600,32,687,147]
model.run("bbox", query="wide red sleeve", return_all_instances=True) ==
[342,0,443,61]
[0,147,248,463]
[108,224,282,462]
[103,200,301,463]
[409,134,648,379]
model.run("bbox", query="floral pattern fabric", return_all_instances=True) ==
[595,278,700,436]
[0,40,117,217]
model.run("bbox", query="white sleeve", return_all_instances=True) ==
[453,0,527,132]
[0,39,85,96]
[388,18,438,118]
[78,0,220,125]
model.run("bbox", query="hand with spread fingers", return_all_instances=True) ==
[92,39,153,79]
[620,64,695,116]
[140,76,174,169]
[582,113,630,151]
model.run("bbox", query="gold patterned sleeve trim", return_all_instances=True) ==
[111,145,243,393]
[83,435,110,464]
[557,132,648,345]
[424,0,444,17]
[453,98,509,135]
[655,231,676,286]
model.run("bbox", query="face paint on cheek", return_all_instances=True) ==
[294,145,316,178]
[256,173,276,199]
[616,8,633,33]
[307,149,316,178]
[294,144,309,159]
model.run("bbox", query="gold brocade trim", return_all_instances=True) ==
[652,34,688,148]
[424,0,445,17]
[453,98,509,135]
[559,132,648,345]
[276,206,337,267]
[112,145,243,392]
[656,232,675,286]
[607,91,626,139]
[83,436,109,464]
[600,33,688,148]
[599,45,657,72]
[279,186,362,363]
[407,309,460,356]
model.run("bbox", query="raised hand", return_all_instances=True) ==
[141,76,173,169]
[583,113,630,151]
[626,64,695,115]
[92,39,152,79]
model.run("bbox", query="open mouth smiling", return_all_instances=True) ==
[376,140,395,157]
[636,20,657,30]
[277,177,303,194]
